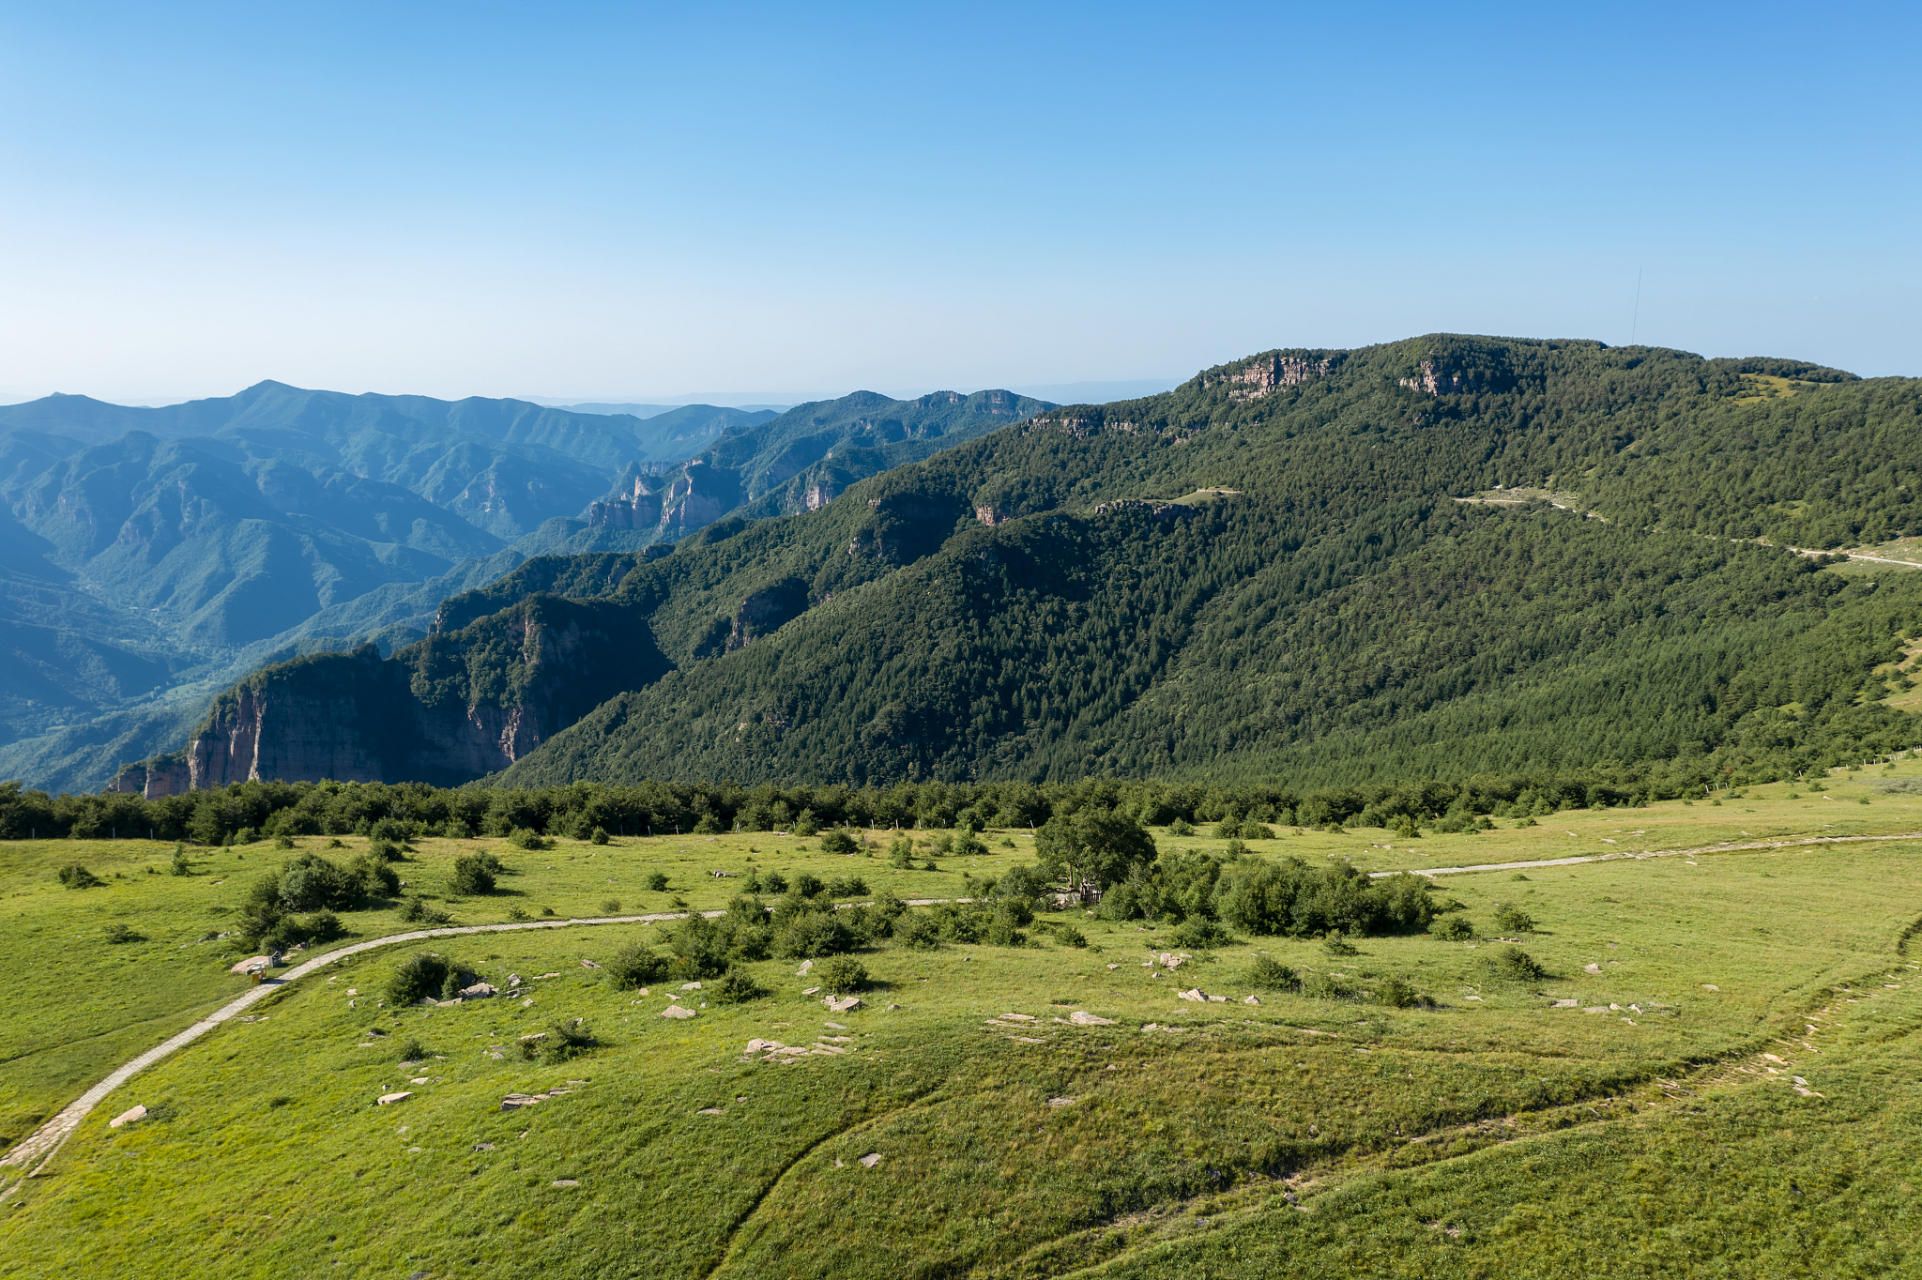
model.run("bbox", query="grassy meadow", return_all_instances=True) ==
[1,761,1921,1275]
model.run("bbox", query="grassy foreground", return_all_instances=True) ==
[1,766,1920,1276]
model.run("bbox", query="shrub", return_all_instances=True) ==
[302,910,344,943]
[601,898,621,914]
[505,827,549,851]
[396,1037,427,1063]
[668,914,733,977]
[1301,971,1360,1000]
[1321,932,1359,956]
[606,943,668,990]
[1373,977,1423,1007]
[644,871,670,892]
[792,872,824,899]
[169,844,192,876]
[1492,904,1536,934]
[276,853,365,912]
[590,826,610,845]
[896,912,941,950]
[1168,817,1195,836]
[398,897,451,925]
[1430,915,1476,941]
[57,864,103,889]
[1173,917,1231,949]
[366,838,405,863]
[507,905,530,922]
[1247,955,1299,990]
[386,953,473,1005]
[450,854,497,896]
[1238,819,1275,840]
[1055,926,1088,948]
[888,836,914,868]
[773,910,856,959]
[712,970,767,1003]
[352,855,400,898]
[793,809,819,837]
[1491,946,1546,982]
[819,830,858,856]
[826,875,868,898]
[525,1019,598,1062]
[103,922,142,944]
[273,833,295,850]
[816,955,869,993]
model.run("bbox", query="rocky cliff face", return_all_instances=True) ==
[1201,352,1337,401]
[127,594,671,790]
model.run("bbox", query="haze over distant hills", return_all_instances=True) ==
[0,381,1049,792]
[105,333,1922,805]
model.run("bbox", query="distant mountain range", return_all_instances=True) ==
[0,382,1049,791]
[107,334,1922,801]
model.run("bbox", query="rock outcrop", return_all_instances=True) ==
[1201,351,1337,401]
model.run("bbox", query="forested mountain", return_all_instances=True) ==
[113,335,1922,799]
[0,383,1046,791]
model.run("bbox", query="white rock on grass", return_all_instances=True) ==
[681,981,703,990]
[1047,1096,1077,1107]
[796,960,814,976]
[457,982,497,1000]
[229,955,271,975]
[1551,999,1579,1008]
[109,1104,148,1128]
[377,1092,414,1106]
[581,959,604,970]
[662,1005,698,1019]
[1068,1011,1116,1025]
[1243,995,1261,1005]
[1176,989,1208,1003]
[858,1152,882,1168]
[824,995,863,1013]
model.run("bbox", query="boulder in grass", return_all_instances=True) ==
[377,1092,414,1106]
[1176,988,1208,1003]
[230,955,271,975]
[1068,1011,1116,1025]
[662,1005,698,1019]
[458,982,498,1000]
[109,1104,148,1128]
[824,995,862,1013]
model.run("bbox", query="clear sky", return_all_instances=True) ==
[2,0,1917,404]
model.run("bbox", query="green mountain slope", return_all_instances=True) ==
[127,334,1922,794]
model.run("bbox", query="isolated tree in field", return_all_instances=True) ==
[1035,808,1157,886]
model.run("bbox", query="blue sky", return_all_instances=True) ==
[1,0,1916,403]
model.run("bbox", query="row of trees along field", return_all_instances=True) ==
[6,744,1916,846]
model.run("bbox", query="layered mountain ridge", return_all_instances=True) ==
[0,383,1046,790]
[109,334,1922,797]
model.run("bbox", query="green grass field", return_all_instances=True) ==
[3,762,1921,1276]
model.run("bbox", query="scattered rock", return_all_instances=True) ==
[802,986,821,996]
[1551,999,1579,1008]
[696,1107,724,1116]
[1762,1053,1787,1065]
[796,960,814,976]
[581,959,604,970]
[457,982,497,1000]
[109,1104,148,1128]
[681,981,703,991]
[1047,1096,1077,1107]
[662,1005,698,1019]
[859,1152,882,1168]
[1106,963,1119,970]
[1583,1007,1608,1014]
[1242,996,1261,1006]
[746,1038,783,1052]
[472,1142,496,1151]
[1068,1010,1116,1025]
[551,1179,579,1188]
[229,955,271,975]
[1584,963,1603,974]
[824,995,863,1013]
[1702,983,1720,992]
[999,1012,1037,1022]
[823,1021,847,1030]
[1176,988,1208,1003]
[377,1092,414,1106]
